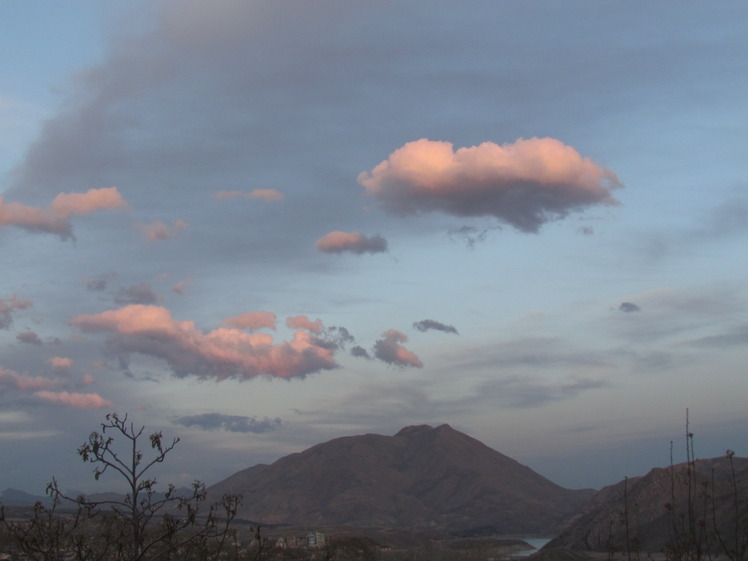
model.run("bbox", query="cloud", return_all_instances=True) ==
[249,189,285,202]
[413,319,458,334]
[16,331,42,345]
[350,346,371,359]
[34,391,113,409]
[214,189,285,202]
[171,279,192,295]
[358,138,621,233]
[477,375,608,408]
[619,302,641,312]
[48,357,73,372]
[70,304,338,379]
[685,324,748,349]
[286,315,324,334]
[222,311,277,331]
[0,367,59,391]
[137,219,188,242]
[447,225,494,248]
[315,231,388,254]
[0,296,32,329]
[373,329,423,368]
[114,283,159,306]
[0,187,126,239]
[173,413,282,433]
[85,277,109,291]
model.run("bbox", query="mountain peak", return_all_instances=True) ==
[394,424,434,437]
[394,423,454,437]
[208,423,593,534]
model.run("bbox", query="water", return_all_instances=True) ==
[513,537,551,557]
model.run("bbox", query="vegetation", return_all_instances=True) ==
[1,412,240,561]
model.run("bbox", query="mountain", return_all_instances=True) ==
[545,455,748,553]
[207,424,595,535]
[0,488,51,507]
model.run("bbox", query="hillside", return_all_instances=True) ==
[546,455,748,553]
[207,424,595,534]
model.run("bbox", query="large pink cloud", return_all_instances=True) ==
[373,329,423,368]
[315,231,387,254]
[71,305,337,379]
[0,187,127,239]
[34,391,113,409]
[358,138,621,232]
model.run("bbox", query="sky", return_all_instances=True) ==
[1,0,747,495]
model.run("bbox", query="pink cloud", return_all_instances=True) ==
[0,187,127,239]
[315,231,387,254]
[373,329,423,368]
[222,311,277,331]
[35,390,113,409]
[0,367,60,391]
[358,138,621,232]
[137,219,188,242]
[48,357,73,371]
[286,315,324,334]
[249,189,284,202]
[70,304,337,379]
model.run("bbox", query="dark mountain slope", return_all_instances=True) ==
[208,424,594,534]
[546,455,748,553]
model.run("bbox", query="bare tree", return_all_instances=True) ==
[2,412,241,561]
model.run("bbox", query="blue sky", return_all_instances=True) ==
[1,0,747,495]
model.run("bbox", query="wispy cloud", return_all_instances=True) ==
[34,391,112,409]
[173,413,282,433]
[113,283,159,306]
[214,189,285,202]
[358,138,621,233]
[137,219,188,242]
[413,319,458,334]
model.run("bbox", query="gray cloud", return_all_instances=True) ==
[477,376,608,408]
[413,319,458,334]
[86,278,109,292]
[16,331,43,345]
[174,413,282,434]
[619,302,641,313]
[0,297,32,329]
[684,324,748,349]
[350,346,371,360]
[113,283,159,306]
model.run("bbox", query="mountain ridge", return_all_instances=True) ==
[206,423,595,535]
